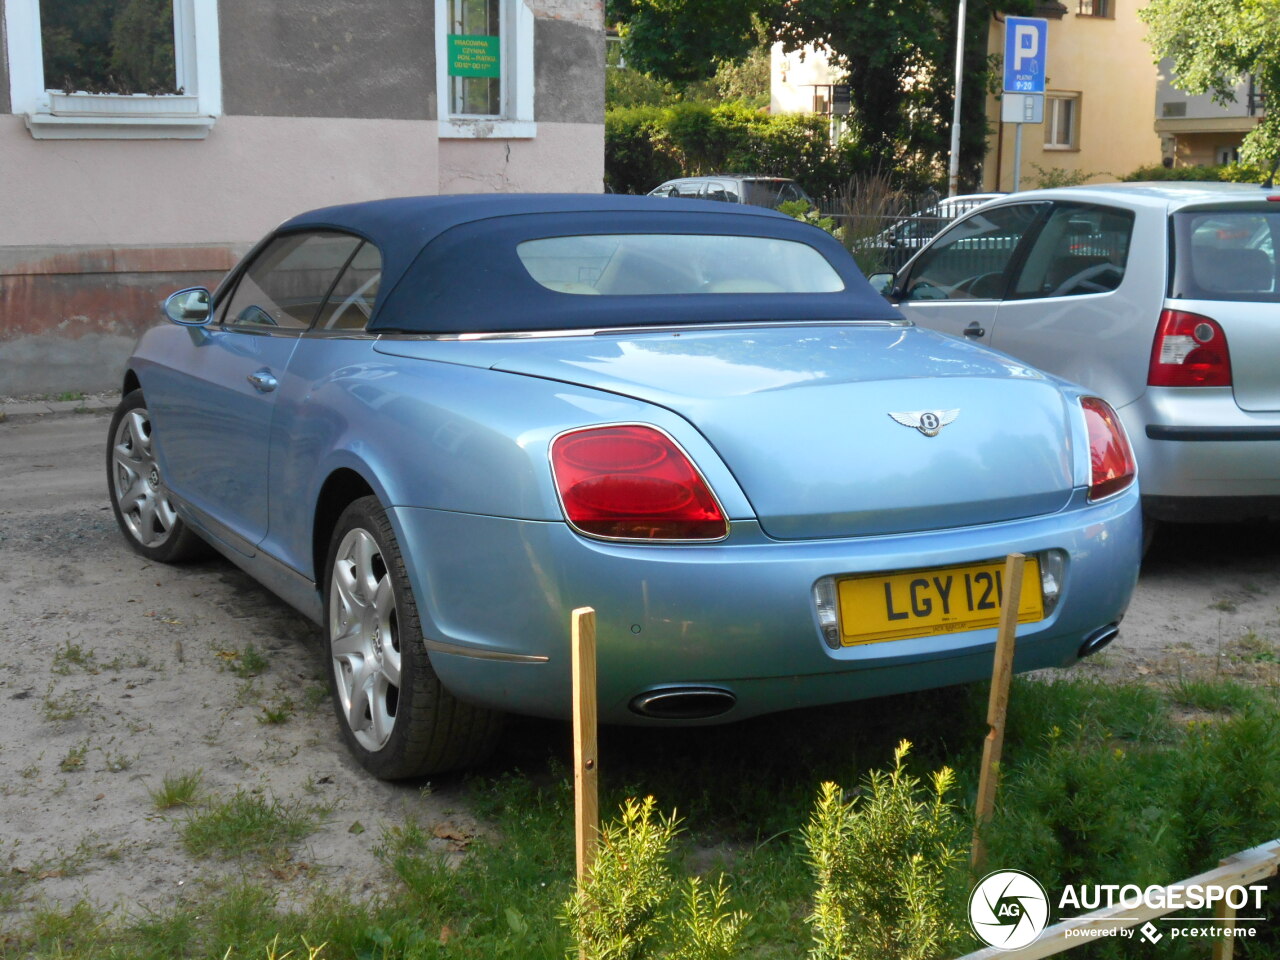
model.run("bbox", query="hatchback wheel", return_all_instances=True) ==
[106,389,207,563]
[325,496,502,778]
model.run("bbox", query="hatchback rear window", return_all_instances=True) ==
[516,234,845,295]
[1172,211,1280,303]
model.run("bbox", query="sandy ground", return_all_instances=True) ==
[0,412,481,922]
[0,411,1277,921]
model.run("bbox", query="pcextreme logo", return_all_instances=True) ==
[968,870,1270,950]
[969,870,1050,949]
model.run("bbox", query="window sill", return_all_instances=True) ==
[440,117,537,140]
[1042,144,1079,152]
[25,112,216,140]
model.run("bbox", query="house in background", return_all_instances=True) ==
[982,0,1162,191]
[1154,59,1266,167]
[0,0,604,396]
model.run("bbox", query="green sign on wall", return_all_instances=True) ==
[448,34,501,78]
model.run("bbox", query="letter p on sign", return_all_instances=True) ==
[1014,25,1039,71]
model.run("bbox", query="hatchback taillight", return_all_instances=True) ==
[1081,397,1136,501]
[1148,309,1232,387]
[550,425,727,540]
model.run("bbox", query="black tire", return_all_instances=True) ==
[323,496,503,778]
[106,389,209,563]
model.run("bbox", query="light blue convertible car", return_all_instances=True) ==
[107,195,1142,778]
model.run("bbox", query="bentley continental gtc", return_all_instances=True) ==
[107,194,1142,778]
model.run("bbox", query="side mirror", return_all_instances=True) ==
[867,273,895,297]
[164,287,211,326]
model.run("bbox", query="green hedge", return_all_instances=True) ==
[1120,162,1269,183]
[605,102,871,199]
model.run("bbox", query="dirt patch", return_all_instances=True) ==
[0,413,472,918]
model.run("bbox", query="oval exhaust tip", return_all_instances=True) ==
[1079,624,1119,659]
[629,687,737,721]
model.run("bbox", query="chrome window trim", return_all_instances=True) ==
[377,319,911,342]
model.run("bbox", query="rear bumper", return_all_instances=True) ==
[388,487,1141,724]
[1120,388,1280,509]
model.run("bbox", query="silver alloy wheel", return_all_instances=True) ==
[110,407,177,548]
[329,528,401,751]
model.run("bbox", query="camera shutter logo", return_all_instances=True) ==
[969,869,1050,949]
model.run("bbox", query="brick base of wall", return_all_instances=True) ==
[0,243,249,396]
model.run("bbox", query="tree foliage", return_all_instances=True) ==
[1141,0,1280,168]
[611,0,1033,190]
[605,102,872,197]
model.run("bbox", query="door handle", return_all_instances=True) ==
[247,369,278,392]
[963,322,985,338]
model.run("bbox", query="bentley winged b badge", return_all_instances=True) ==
[889,409,960,437]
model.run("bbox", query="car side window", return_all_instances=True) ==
[900,203,1046,301]
[1010,203,1134,300]
[221,232,365,329]
[672,181,704,199]
[315,241,383,330]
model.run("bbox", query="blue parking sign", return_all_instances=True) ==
[1004,17,1047,93]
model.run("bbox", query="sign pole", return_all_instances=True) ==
[947,0,969,197]
[1012,122,1024,192]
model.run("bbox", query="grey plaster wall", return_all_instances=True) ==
[219,0,435,120]
[1,1,12,116]
[535,17,604,124]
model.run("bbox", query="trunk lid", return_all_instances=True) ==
[383,325,1079,538]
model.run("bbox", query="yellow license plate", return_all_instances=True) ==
[836,557,1044,646]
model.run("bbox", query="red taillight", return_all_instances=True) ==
[1082,397,1136,501]
[1148,309,1232,387]
[550,425,727,540]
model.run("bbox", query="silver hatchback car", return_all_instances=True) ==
[871,183,1280,529]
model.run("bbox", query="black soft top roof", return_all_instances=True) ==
[275,193,900,333]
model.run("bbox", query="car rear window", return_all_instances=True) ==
[515,234,845,295]
[1172,210,1280,303]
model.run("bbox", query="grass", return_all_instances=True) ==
[50,641,97,676]
[180,789,323,861]
[5,676,1280,959]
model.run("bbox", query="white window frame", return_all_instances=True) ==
[436,0,536,139]
[1044,93,1080,151]
[4,0,221,140]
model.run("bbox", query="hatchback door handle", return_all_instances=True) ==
[247,369,278,392]
[963,322,985,338]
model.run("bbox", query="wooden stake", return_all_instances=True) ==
[572,606,599,884]
[970,553,1026,874]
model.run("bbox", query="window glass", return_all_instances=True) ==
[900,204,1045,301]
[40,0,177,94]
[221,233,364,330]
[516,234,845,295]
[316,242,384,330]
[671,182,704,199]
[1172,211,1280,302]
[1045,96,1078,149]
[448,0,501,116]
[704,181,739,203]
[1011,203,1133,299]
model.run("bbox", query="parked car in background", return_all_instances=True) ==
[108,194,1140,780]
[648,175,813,209]
[869,182,1280,534]
[861,193,1004,272]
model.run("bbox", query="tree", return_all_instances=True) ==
[611,0,1032,189]
[1141,0,1280,170]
